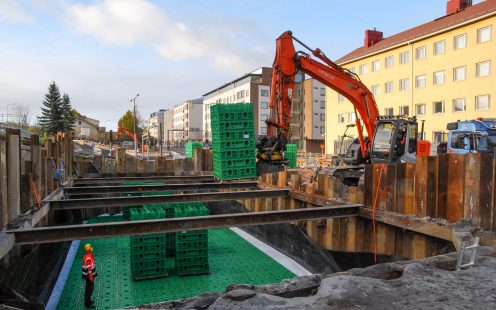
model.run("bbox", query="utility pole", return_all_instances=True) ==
[130,94,139,156]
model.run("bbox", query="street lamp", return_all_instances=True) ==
[130,94,139,156]
[6,103,18,124]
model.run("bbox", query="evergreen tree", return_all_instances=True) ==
[61,93,76,131]
[38,82,64,134]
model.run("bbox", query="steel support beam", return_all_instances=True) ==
[50,189,289,210]
[9,205,360,244]
[72,175,215,185]
[64,181,258,195]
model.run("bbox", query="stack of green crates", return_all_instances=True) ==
[185,141,202,158]
[130,207,168,280]
[285,144,297,168]
[210,103,256,180]
[174,202,209,276]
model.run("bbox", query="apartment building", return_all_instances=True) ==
[202,67,272,141]
[172,98,203,144]
[325,0,496,154]
[146,109,166,140]
[302,79,326,152]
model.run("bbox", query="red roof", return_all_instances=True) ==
[336,0,496,64]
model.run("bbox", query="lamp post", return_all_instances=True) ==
[6,103,18,124]
[130,94,139,156]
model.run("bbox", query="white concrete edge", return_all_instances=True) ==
[230,227,312,277]
[45,240,80,310]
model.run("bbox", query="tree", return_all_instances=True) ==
[61,93,76,131]
[118,110,143,139]
[12,104,31,128]
[38,82,64,134]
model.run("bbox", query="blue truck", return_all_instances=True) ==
[444,119,496,154]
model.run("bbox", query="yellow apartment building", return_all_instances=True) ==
[325,0,496,154]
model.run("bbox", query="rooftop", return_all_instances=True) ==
[336,0,496,64]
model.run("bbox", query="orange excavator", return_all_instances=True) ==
[117,126,138,146]
[257,31,429,183]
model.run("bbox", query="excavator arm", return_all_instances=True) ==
[266,31,379,158]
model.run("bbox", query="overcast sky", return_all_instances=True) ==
[0,0,482,130]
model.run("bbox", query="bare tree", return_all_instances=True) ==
[13,104,31,128]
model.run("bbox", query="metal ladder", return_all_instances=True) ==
[455,236,480,271]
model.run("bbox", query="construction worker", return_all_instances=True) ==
[82,243,98,308]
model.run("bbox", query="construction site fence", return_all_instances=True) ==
[296,152,335,169]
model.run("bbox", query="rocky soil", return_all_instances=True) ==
[129,246,496,310]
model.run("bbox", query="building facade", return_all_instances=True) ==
[146,109,166,142]
[325,0,496,154]
[163,109,173,145]
[302,78,326,152]
[74,115,100,140]
[172,98,203,144]
[202,67,272,141]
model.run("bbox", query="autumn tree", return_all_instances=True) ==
[118,110,143,140]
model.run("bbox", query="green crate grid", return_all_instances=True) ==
[211,129,255,141]
[57,228,295,310]
[185,142,202,158]
[213,157,256,169]
[213,167,257,180]
[211,148,254,160]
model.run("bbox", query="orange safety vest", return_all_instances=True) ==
[82,253,97,281]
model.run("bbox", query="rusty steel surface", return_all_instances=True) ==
[64,181,258,195]
[9,205,360,244]
[50,189,289,210]
[72,175,215,185]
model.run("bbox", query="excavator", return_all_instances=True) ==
[257,31,427,184]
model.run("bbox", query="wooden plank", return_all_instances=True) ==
[339,218,348,251]
[412,234,427,259]
[414,156,438,218]
[6,129,21,222]
[0,141,8,229]
[384,164,396,212]
[364,164,374,207]
[445,154,465,222]
[325,218,340,250]
[475,153,493,231]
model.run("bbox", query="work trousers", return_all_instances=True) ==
[84,278,94,307]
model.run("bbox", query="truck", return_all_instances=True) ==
[443,119,496,154]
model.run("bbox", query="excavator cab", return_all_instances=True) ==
[370,116,418,164]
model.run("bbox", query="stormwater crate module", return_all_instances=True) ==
[185,141,203,158]
[210,103,256,180]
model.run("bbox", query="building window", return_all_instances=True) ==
[433,131,447,144]
[261,102,268,109]
[320,101,325,109]
[260,89,269,97]
[415,46,426,60]
[453,98,466,112]
[338,94,345,102]
[261,114,269,121]
[385,56,394,69]
[477,25,492,43]
[415,104,426,116]
[359,64,367,75]
[246,89,250,97]
[476,95,490,110]
[348,67,356,73]
[338,114,345,123]
[399,78,409,91]
[372,59,380,72]
[433,71,445,85]
[384,108,393,116]
[453,66,467,81]
[399,51,410,64]
[371,84,380,96]
[260,127,267,135]
[433,40,445,55]
[433,101,445,114]
[384,81,393,94]
[320,88,325,96]
[476,60,491,77]
[320,114,325,121]
[399,105,409,116]
[320,126,325,134]
[348,112,356,123]
[454,33,467,49]
[415,75,426,88]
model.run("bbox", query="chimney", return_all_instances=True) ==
[446,0,472,15]
[364,28,383,48]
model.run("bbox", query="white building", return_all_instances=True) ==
[145,109,166,141]
[172,98,203,144]
[202,67,272,141]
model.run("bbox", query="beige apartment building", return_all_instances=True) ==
[325,0,496,154]
[172,98,203,144]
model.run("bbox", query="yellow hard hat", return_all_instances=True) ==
[84,244,93,252]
